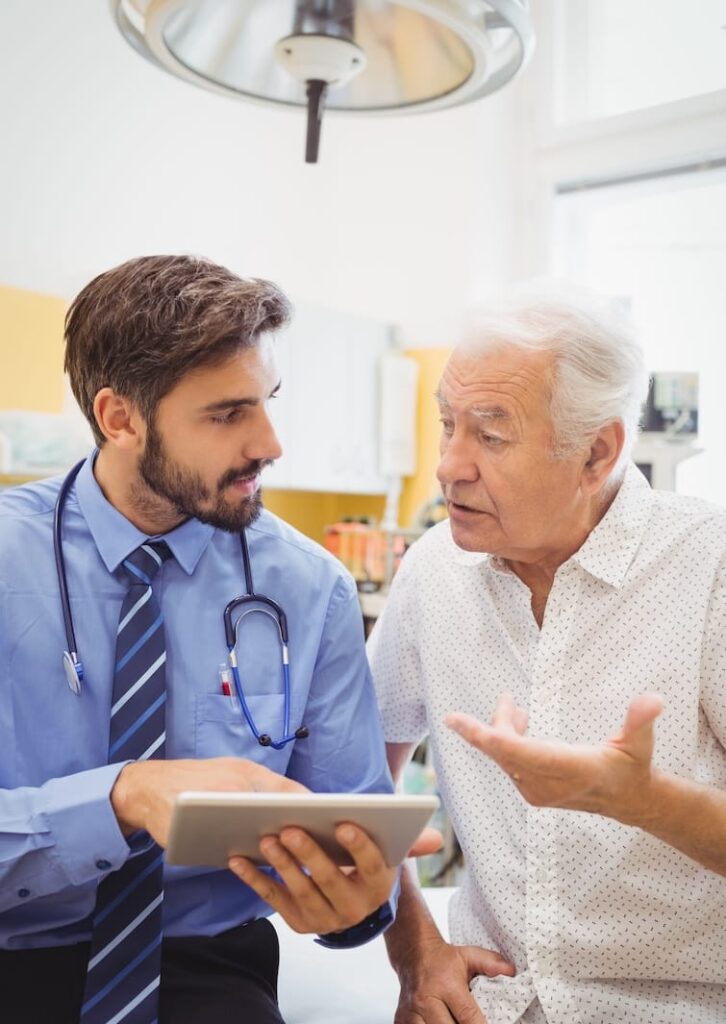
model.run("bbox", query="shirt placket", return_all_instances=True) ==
[525,563,582,1024]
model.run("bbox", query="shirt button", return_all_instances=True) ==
[96,859,112,871]
[18,888,30,898]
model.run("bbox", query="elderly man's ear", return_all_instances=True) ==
[583,420,626,493]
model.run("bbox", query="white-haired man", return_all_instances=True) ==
[368,289,726,1024]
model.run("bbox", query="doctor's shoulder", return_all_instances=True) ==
[0,473,64,538]
[248,507,357,589]
[0,475,64,585]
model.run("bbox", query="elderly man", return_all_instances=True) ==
[368,288,726,1024]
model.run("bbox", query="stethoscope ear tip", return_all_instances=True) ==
[258,734,273,747]
[294,726,309,739]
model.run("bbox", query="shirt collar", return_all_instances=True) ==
[73,451,215,576]
[569,462,654,588]
[445,462,654,589]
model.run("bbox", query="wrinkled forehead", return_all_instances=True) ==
[438,344,556,425]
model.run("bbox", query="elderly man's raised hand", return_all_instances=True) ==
[446,692,664,824]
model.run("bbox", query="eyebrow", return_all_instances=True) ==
[201,381,281,413]
[434,390,511,422]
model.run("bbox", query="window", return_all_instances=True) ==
[554,166,726,503]
[553,0,726,123]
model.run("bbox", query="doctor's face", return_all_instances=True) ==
[137,335,283,532]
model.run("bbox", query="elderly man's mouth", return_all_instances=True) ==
[449,500,489,517]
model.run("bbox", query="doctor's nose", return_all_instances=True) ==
[246,406,283,464]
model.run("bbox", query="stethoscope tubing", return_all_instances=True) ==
[53,458,308,747]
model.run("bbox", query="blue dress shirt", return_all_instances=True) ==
[0,454,394,950]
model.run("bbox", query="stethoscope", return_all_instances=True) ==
[54,459,309,751]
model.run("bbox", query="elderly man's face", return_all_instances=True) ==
[436,345,589,561]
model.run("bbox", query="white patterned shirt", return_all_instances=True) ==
[368,465,726,1024]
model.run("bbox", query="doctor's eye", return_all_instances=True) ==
[211,409,242,425]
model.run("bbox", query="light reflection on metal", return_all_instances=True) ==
[111,0,534,162]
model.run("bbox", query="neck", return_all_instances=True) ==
[94,445,185,536]
[505,480,621,626]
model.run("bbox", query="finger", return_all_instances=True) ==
[445,712,495,754]
[334,824,397,898]
[396,1001,457,1024]
[258,835,339,929]
[445,990,487,1024]
[512,706,529,736]
[611,693,663,759]
[228,856,301,924]
[461,944,515,978]
[394,1008,451,1024]
[407,827,444,858]
[276,827,375,922]
[490,693,518,732]
[445,716,590,782]
[623,693,664,734]
[439,986,493,1024]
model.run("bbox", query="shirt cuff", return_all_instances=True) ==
[37,762,138,888]
[314,899,395,949]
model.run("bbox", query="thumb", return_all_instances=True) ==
[460,944,516,979]
[612,693,663,761]
[407,826,444,858]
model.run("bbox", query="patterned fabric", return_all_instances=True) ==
[369,465,726,1024]
[81,541,171,1024]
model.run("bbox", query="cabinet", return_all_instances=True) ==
[264,303,394,494]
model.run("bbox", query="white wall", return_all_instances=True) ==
[0,0,529,348]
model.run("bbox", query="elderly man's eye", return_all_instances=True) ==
[439,418,455,436]
[482,433,505,446]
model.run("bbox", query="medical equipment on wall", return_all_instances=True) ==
[111,0,534,163]
[54,460,308,750]
[633,372,701,491]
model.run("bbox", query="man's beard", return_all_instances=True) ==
[137,422,269,533]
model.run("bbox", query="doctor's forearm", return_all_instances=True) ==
[618,769,726,876]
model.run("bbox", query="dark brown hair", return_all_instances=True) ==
[64,254,292,445]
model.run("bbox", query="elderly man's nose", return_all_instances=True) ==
[437,440,478,485]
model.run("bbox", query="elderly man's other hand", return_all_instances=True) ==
[446,692,664,824]
[393,934,514,1024]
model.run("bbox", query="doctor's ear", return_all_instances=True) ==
[93,389,144,451]
[582,420,625,494]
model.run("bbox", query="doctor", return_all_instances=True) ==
[0,254,435,1024]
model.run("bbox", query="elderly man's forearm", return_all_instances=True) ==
[618,769,726,875]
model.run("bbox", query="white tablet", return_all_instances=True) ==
[165,791,439,868]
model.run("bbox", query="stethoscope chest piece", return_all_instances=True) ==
[63,651,83,695]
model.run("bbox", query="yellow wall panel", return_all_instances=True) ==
[398,346,451,527]
[0,285,66,412]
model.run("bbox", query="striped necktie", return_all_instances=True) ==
[81,540,172,1024]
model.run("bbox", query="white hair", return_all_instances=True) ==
[460,283,650,473]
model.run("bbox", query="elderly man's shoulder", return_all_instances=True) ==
[651,486,726,537]
[644,486,726,576]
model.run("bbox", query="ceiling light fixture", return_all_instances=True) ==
[111,0,534,163]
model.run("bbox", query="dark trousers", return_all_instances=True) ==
[0,918,284,1024]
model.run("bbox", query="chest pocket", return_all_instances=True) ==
[195,694,293,774]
